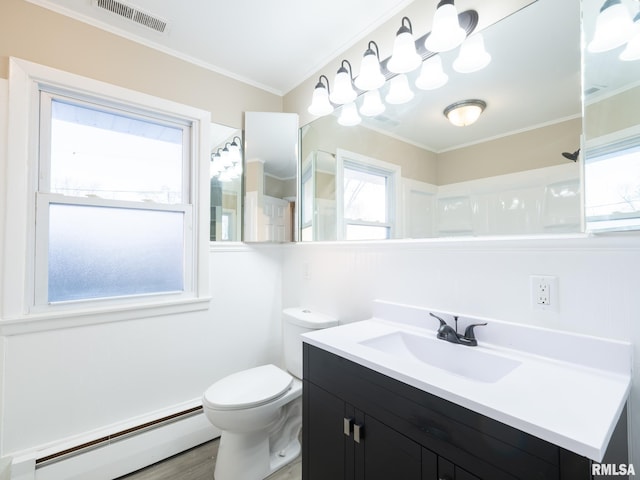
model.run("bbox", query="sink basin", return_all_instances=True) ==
[359,331,521,383]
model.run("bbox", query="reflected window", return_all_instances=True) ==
[338,152,399,240]
[586,139,640,231]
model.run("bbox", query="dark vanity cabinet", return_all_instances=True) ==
[302,343,627,480]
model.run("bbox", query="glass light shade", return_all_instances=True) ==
[587,0,634,53]
[338,102,362,126]
[385,74,414,105]
[230,163,242,178]
[330,68,357,105]
[307,84,334,116]
[444,100,486,127]
[355,51,386,91]
[424,1,466,53]
[415,55,448,90]
[359,89,386,117]
[387,30,422,74]
[228,140,242,164]
[620,15,640,61]
[220,147,233,167]
[210,160,223,179]
[453,33,491,73]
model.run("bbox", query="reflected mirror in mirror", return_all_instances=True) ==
[300,0,582,241]
[583,0,640,232]
[210,123,243,241]
[244,112,299,243]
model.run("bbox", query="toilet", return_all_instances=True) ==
[202,307,338,480]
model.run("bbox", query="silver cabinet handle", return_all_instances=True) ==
[343,417,353,436]
[354,423,363,443]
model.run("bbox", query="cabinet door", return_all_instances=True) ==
[355,414,422,480]
[437,457,481,480]
[304,382,349,480]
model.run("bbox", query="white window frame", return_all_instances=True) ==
[336,149,402,241]
[3,58,211,334]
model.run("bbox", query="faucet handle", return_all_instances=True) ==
[463,323,487,341]
[429,312,447,328]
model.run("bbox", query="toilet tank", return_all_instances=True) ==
[283,307,338,378]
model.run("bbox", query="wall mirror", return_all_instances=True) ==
[299,0,583,241]
[243,112,299,242]
[583,0,640,232]
[210,123,243,242]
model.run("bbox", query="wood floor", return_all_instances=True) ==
[117,438,301,480]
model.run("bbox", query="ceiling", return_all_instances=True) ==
[26,0,415,95]
[26,0,640,159]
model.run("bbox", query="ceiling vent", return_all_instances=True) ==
[94,0,168,33]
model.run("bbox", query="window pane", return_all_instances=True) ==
[50,99,184,203]
[586,146,640,220]
[48,203,184,303]
[344,168,387,222]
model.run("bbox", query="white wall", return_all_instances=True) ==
[0,244,284,462]
[281,234,640,463]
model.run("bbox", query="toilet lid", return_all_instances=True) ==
[203,364,293,411]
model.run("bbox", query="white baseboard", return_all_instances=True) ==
[10,411,219,480]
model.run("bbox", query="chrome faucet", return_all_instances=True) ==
[430,313,486,347]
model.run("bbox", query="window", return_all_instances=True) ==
[337,150,400,240]
[5,58,210,327]
[586,135,640,231]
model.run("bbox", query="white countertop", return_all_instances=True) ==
[302,301,632,462]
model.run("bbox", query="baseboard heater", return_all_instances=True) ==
[35,405,203,468]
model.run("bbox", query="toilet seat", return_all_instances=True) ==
[203,364,293,411]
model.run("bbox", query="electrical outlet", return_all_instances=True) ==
[531,275,558,311]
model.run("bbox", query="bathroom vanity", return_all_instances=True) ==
[301,301,631,479]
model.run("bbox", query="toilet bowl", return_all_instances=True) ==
[202,308,338,480]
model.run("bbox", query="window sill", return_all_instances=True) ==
[0,296,211,336]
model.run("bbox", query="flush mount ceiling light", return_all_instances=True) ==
[620,12,640,61]
[330,60,357,105]
[588,0,635,53]
[444,99,486,127]
[355,41,386,91]
[307,75,334,117]
[425,0,467,53]
[387,17,422,74]
[453,33,491,73]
